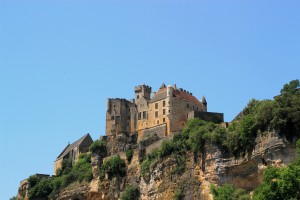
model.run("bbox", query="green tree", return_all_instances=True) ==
[210,184,250,200]
[120,185,139,200]
[100,155,126,180]
[126,149,134,163]
[90,140,107,156]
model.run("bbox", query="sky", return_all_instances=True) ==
[0,0,299,199]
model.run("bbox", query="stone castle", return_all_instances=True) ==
[106,83,223,137]
[104,83,223,156]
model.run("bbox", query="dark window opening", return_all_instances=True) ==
[155,103,158,109]
[143,111,147,119]
[137,95,139,99]
[163,109,165,115]
[157,120,159,124]
[163,101,165,107]
[163,118,165,122]
[155,111,158,118]
[138,112,141,120]
[187,103,189,108]
[111,116,115,120]
[192,105,194,110]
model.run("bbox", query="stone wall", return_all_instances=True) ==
[192,111,224,123]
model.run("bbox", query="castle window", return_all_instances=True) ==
[196,107,198,111]
[143,111,147,119]
[137,95,139,99]
[157,120,159,124]
[163,109,165,115]
[111,116,115,120]
[163,118,165,122]
[138,112,141,120]
[155,103,158,109]
[163,101,165,107]
[155,111,158,118]
[115,116,122,122]
[169,110,170,113]
[192,105,194,110]
[114,105,116,108]
[187,103,189,108]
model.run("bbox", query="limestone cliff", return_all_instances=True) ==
[46,130,296,200]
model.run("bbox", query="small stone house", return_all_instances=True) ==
[54,133,93,175]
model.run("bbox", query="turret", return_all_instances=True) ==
[134,84,152,101]
[202,96,207,111]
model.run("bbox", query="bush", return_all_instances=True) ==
[253,138,300,200]
[120,185,139,200]
[100,155,126,180]
[126,149,134,163]
[210,184,250,200]
[90,140,107,155]
[173,188,184,200]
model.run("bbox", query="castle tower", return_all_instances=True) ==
[202,96,207,112]
[134,84,152,102]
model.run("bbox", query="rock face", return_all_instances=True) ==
[30,131,297,200]
[204,131,297,191]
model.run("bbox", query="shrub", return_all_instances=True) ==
[173,189,184,200]
[210,184,250,200]
[120,185,139,200]
[90,140,107,155]
[100,155,126,180]
[126,149,134,163]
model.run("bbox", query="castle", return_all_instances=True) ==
[106,83,223,138]
[54,83,223,174]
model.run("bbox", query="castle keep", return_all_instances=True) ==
[106,83,223,138]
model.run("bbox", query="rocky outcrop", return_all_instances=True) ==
[204,131,297,191]
[25,131,296,200]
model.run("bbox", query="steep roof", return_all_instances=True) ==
[151,87,167,102]
[173,89,205,109]
[56,133,92,160]
[150,85,205,110]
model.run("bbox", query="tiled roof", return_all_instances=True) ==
[56,133,91,160]
[150,86,204,109]
[173,90,204,109]
[151,87,167,102]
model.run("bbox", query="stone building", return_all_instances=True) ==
[54,133,93,175]
[106,83,223,138]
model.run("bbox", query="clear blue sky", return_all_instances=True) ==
[0,0,299,199]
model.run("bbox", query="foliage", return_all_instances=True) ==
[173,188,184,200]
[99,155,126,180]
[120,185,140,200]
[56,159,72,176]
[27,153,93,199]
[9,196,17,200]
[89,140,107,155]
[272,79,300,140]
[126,149,134,163]
[253,138,300,200]
[210,184,250,200]
[141,118,216,179]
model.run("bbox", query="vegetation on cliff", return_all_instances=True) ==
[210,184,250,200]
[120,185,140,200]
[99,155,126,180]
[26,153,92,199]
[252,139,300,200]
